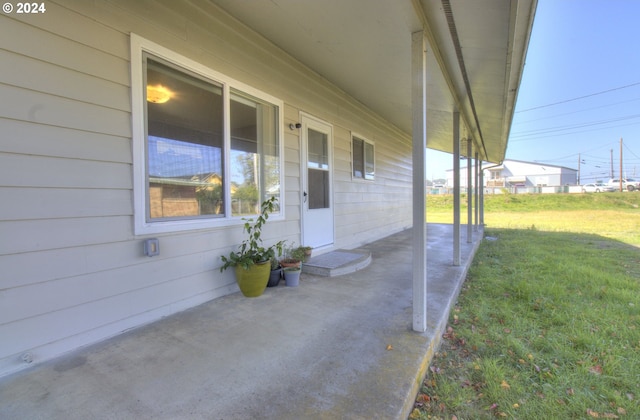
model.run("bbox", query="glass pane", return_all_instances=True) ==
[353,137,364,178]
[230,89,280,216]
[308,169,329,209]
[308,129,328,170]
[145,57,224,220]
[364,142,375,180]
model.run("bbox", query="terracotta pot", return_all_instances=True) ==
[303,249,312,262]
[279,259,301,269]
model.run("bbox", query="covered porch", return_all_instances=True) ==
[207,0,536,330]
[0,225,483,419]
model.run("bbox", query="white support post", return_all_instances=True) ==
[474,152,479,232]
[452,113,461,266]
[467,140,473,243]
[411,30,427,332]
[479,161,485,226]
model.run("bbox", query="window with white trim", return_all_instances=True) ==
[352,135,374,180]
[131,35,283,234]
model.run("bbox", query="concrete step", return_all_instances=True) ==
[302,249,372,277]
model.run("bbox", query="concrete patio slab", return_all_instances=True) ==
[0,224,483,420]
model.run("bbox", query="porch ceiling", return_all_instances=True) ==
[209,0,536,163]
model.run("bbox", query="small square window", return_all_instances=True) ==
[352,135,374,180]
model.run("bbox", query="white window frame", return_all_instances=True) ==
[130,34,284,235]
[351,133,375,181]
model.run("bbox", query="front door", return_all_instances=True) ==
[301,114,334,249]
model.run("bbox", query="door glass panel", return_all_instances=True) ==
[307,129,328,169]
[308,169,329,209]
[307,128,329,209]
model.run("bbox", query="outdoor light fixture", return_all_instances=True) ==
[146,84,173,104]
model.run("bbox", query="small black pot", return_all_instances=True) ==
[267,268,283,287]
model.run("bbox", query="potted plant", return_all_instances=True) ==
[220,197,284,297]
[267,256,282,287]
[300,246,313,262]
[279,245,303,269]
[283,266,301,287]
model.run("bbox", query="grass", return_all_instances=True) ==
[411,193,640,419]
[427,192,640,244]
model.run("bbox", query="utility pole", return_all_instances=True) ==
[577,154,581,185]
[619,138,623,192]
[610,149,614,178]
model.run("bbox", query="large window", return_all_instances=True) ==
[230,89,280,216]
[131,35,283,234]
[146,57,225,220]
[352,135,375,180]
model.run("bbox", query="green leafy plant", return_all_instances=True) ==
[279,244,309,266]
[289,246,307,261]
[270,256,280,270]
[220,197,285,271]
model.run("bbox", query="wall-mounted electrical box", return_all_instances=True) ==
[143,238,160,257]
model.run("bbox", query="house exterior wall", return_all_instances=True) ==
[0,0,412,377]
[502,161,577,187]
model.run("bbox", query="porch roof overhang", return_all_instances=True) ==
[209,0,537,164]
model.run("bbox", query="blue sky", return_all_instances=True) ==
[427,0,640,183]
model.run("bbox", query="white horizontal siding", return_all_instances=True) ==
[0,188,131,221]
[0,84,130,137]
[0,153,131,189]
[0,216,133,254]
[1,251,219,326]
[0,0,412,378]
[0,271,235,357]
[0,49,129,112]
[0,13,129,85]
[0,225,289,290]
[2,119,131,163]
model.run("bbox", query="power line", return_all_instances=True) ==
[513,96,640,125]
[510,113,640,140]
[515,81,640,113]
[524,140,619,163]
[510,120,640,142]
[622,141,640,160]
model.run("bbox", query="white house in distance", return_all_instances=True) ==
[0,0,536,377]
[445,159,578,192]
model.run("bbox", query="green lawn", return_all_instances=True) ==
[412,193,640,419]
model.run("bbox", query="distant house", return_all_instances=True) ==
[484,160,577,190]
[445,159,578,191]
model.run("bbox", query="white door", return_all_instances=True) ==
[301,114,334,249]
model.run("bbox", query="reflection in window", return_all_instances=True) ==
[364,142,374,180]
[230,90,280,216]
[352,136,374,180]
[308,129,328,170]
[353,137,364,178]
[142,54,281,223]
[145,57,224,220]
[307,128,329,209]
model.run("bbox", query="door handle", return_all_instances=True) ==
[303,191,308,203]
